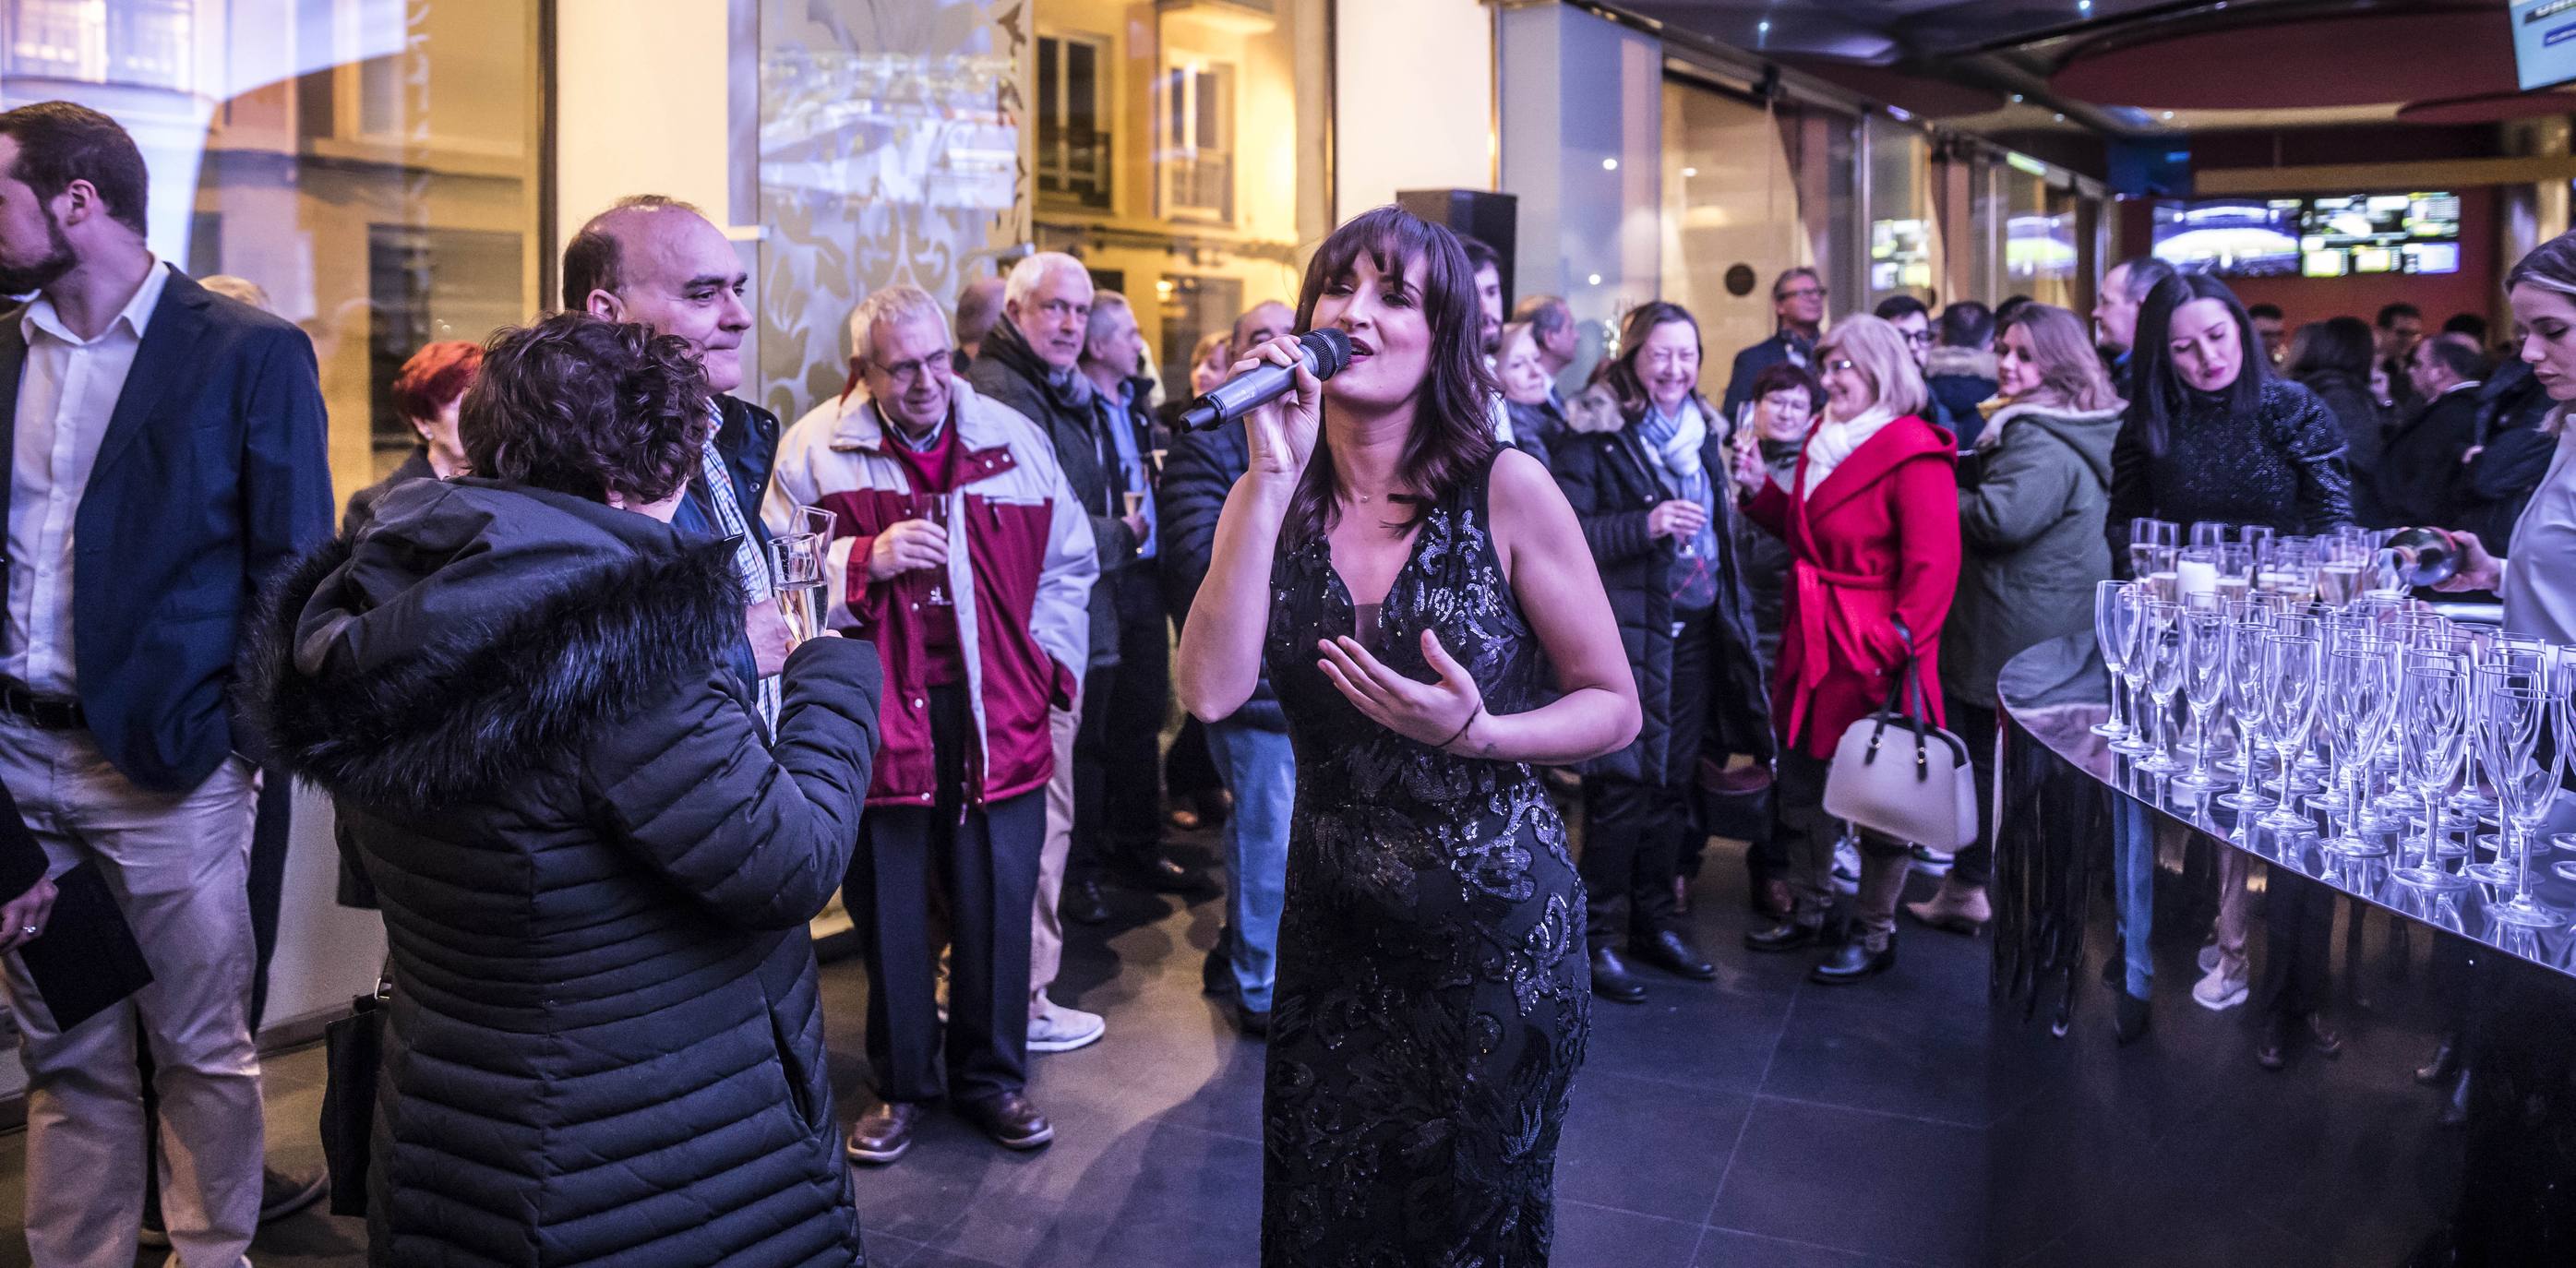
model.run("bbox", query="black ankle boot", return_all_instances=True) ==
[1589,946,1648,1003]
[1631,930,1717,980]
[1810,936,1896,985]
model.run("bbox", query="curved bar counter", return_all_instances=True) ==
[1993,633,2576,1267]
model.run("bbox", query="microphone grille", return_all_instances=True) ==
[1301,327,1354,378]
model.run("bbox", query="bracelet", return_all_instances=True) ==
[1436,708,1481,751]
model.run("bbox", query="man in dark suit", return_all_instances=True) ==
[562,195,788,723]
[1719,267,1825,425]
[0,102,331,1267]
[2378,332,2487,530]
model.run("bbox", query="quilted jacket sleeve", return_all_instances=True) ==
[583,637,883,929]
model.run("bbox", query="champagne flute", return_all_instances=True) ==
[2138,600,2187,775]
[2474,670,2562,927]
[2392,648,2471,891]
[2216,600,2277,805]
[2112,585,2159,757]
[2319,640,2399,857]
[2189,520,2232,549]
[768,532,827,648]
[2092,579,2139,739]
[2129,517,2179,583]
[2257,631,2323,833]
[2174,604,2232,792]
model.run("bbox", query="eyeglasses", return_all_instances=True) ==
[1778,285,1826,301]
[1900,329,1933,347]
[871,351,953,388]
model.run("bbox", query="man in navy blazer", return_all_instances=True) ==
[0,102,330,1266]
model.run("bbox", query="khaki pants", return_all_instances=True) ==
[0,721,263,1268]
[1029,700,1080,1020]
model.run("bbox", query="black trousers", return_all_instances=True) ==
[849,684,1045,1105]
[1581,609,1712,950]
[1944,694,1997,890]
[1075,566,1170,874]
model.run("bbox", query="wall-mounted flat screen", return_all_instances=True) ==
[2150,199,2304,277]
[2514,0,2576,91]
[2300,192,2460,276]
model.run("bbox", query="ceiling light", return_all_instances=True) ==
[1757,19,1770,32]
[2054,113,2067,122]
[2162,111,2175,120]
[2010,93,2025,103]
[1602,157,1619,171]
[1588,273,1603,286]
[1682,166,1698,177]
[2078,0,2092,10]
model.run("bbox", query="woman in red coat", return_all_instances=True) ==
[1735,314,1961,983]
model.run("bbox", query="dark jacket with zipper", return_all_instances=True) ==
[248,478,882,1268]
[2377,382,2482,530]
[1156,417,1284,730]
[966,318,1142,671]
[2459,361,2558,553]
[1552,400,1773,784]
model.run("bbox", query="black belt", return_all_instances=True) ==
[0,684,84,730]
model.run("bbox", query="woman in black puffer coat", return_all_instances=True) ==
[251,315,882,1267]
[1552,302,1773,1005]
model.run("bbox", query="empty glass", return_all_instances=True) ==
[2139,601,2187,775]
[2092,579,2139,739]
[2471,669,2562,927]
[2174,605,2233,793]
[2215,601,2278,806]
[2318,640,2399,857]
[2392,649,2471,891]
[2257,631,2323,832]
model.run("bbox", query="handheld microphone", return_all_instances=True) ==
[1177,328,1352,432]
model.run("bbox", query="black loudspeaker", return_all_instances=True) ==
[1396,188,1519,308]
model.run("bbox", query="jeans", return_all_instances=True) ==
[2112,794,2156,1000]
[1204,717,1293,1012]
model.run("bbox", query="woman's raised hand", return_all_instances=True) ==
[1317,629,1486,750]
[1236,334,1323,487]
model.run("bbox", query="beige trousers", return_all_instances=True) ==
[1029,700,1081,1019]
[0,721,263,1268]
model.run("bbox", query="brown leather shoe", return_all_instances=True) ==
[962,1091,1055,1150]
[846,1099,924,1165]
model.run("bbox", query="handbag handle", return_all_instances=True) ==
[1861,619,1936,782]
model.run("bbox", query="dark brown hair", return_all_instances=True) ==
[460,314,712,505]
[559,194,704,311]
[1286,206,1498,541]
[0,102,148,236]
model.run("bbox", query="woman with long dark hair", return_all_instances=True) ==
[1553,301,1772,1002]
[2106,275,2354,544]
[1174,206,1638,1266]
[2285,315,2386,521]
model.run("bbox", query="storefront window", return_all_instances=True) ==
[1033,0,1329,409]
[1864,114,1936,311]
[2006,165,2080,311]
[1660,78,1818,392]
[0,0,547,515]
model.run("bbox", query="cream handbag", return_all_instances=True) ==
[1820,647,1977,850]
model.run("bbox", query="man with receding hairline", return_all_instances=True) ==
[562,195,788,727]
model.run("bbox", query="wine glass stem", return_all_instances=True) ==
[2109,673,2127,732]
[2187,707,2211,783]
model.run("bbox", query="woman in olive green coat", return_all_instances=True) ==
[1922,303,2124,932]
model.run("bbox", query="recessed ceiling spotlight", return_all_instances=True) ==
[2010,93,2026,103]
[1588,273,1603,286]
[2054,113,2067,122]
[2163,111,2175,120]
[1602,157,1619,171]
[1758,19,1771,32]
[1682,166,1698,177]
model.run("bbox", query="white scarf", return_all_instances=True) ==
[1801,405,1896,496]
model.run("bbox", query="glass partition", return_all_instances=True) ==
[1863,114,1936,312]
[0,0,547,513]
[2006,165,2080,312]
[1660,78,1818,390]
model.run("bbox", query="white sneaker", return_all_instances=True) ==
[1027,1000,1106,1053]
[1909,845,1955,878]
[2191,962,2249,1011]
[1832,835,1863,894]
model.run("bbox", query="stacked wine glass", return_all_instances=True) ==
[2093,519,2574,930]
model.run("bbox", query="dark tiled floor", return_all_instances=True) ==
[0,831,1989,1267]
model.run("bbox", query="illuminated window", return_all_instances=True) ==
[1037,33,1110,211]
[1159,60,1232,222]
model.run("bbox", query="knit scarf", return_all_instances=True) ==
[1634,397,1713,508]
[1801,405,1896,495]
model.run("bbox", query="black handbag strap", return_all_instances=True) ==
[1863,619,1939,780]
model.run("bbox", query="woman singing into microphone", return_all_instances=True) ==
[1175,206,1638,1265]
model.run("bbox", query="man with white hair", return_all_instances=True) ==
[768,285,1097,1165]
[966,255,1194,927]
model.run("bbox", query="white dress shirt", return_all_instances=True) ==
[7,259,171,695]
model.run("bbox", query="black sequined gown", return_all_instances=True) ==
[1260,458,1590,1268]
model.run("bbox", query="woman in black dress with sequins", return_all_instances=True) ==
[1174,207,1640,1267]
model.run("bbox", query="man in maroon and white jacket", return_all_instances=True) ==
[765,284,1096,1165]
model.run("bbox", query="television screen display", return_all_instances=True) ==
[2007,213,2077,281]
[2301,193,2460,276]
[2513,0,2576,91]
[2151,199,2304,277]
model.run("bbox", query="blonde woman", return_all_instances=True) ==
[1740,315,1962,983]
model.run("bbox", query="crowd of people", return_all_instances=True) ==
[13,88,2576,1268]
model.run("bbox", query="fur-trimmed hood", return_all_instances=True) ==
[1977,399,2126,485]
[246,478,746,811]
